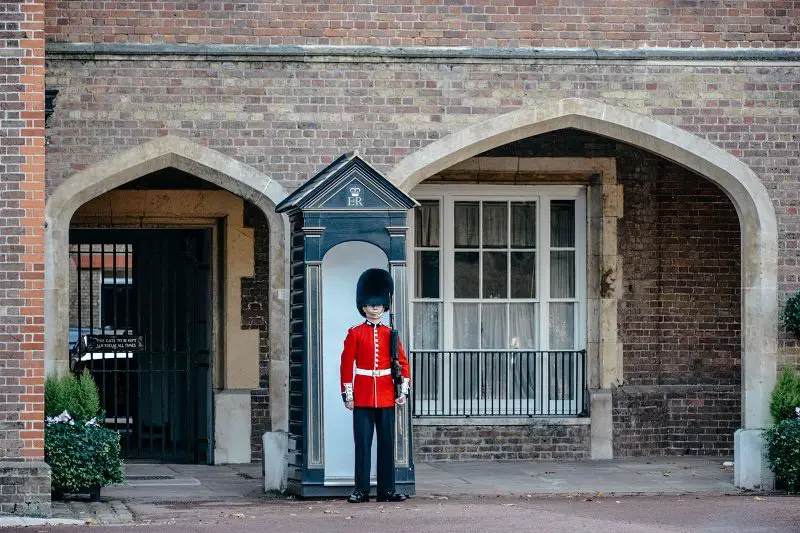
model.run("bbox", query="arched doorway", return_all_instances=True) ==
[45,136,290,463]
[389,98,778,489]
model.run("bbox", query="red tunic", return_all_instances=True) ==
[340,321,410,408]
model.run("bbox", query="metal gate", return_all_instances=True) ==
[68,229,213,464]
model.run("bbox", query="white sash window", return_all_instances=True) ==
[410,185,586,416]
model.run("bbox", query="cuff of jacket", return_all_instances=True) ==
[342,383,354,402]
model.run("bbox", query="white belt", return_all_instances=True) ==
[355,368,391,377]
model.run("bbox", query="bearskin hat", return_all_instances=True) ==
[356,268,393,317]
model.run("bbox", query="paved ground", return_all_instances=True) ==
[27,495,800,532]
[0,457,753,527]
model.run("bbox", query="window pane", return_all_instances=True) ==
[415,200,440,247]
[550,251,575,298]
[511,202,536,248]
[413,302,441,350]
[453,303,479,349]
[551,200,575,247]
[482,252,507,299]
[415,251,440,298]
[509,303,537,349]
[510,252,536,299]
[454,202,479,248]
[549,302,575,350]
[454,252,479,298]
[481,303,507,349]
[482,202,507,249]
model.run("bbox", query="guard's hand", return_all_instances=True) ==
[345,401,354,410]
[395,394,407,406]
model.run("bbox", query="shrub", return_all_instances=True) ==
[781,291,800,336]
[45,415,125,494]
[44,370,124,496]
[45,369,100,422]
[764,418,800,494]
[769,366,800,423]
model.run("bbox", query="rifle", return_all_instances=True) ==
[389,311,403,399]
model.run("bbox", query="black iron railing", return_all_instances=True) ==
[411,350,588,417]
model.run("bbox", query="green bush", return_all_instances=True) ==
[769,366,800,423]
[44,370,124,495]
[45,421,125,494]
[781,291,800,336]
[764,419,800,494]
[45,369,100,422]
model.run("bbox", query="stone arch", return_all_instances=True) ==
[389,98,777,488]
[45,135,291,432]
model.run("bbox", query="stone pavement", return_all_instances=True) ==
[416,457,738,497]
[0,457,742,526]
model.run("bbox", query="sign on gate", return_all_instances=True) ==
[85,335,145,352]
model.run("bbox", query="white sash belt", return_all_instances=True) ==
[355,368,391,377]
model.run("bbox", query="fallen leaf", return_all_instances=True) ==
[232,513,245,519]
[753,496,765,501]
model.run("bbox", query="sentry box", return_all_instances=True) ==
[276,153,418,498]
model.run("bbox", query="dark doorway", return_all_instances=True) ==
[68,229,213,464]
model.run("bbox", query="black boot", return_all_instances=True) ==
[376,492,408,502]
[348,490,370,503]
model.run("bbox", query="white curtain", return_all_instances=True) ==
[415,201,440,248]
[482,202,507,248]
[454,202,479,248]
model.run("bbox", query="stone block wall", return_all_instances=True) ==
[44,1,798,48]
[413,423,590,462]
[0,462,51,517]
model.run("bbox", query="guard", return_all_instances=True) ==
[340,268,410,503]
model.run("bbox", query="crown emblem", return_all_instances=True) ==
[349,185,361,197]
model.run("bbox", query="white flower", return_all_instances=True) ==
[795,407,800,419]
[47,410,74,424]
[85,417,98,427]
[45,410,75,426]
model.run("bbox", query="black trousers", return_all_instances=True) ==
[352,406,395,495]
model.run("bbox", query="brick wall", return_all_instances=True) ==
[44,1,799,48]
[67,265,102,329]
[616,146,742,456]
[42,55,800,457]
[242,203,270,461]
[0,0,46,461]
[413,424,590,462]
[613,387,740,457]
[43,60,800,209]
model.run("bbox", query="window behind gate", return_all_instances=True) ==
[410,186,587,417]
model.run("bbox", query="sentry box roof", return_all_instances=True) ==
[276,152,418,214]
